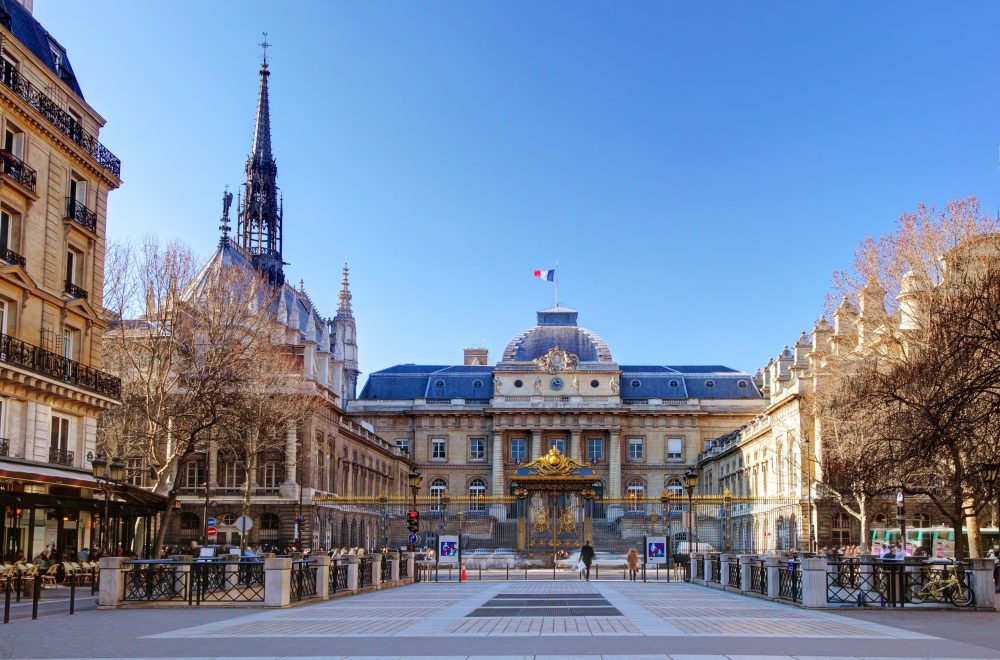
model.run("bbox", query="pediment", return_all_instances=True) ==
[0,263,38,290]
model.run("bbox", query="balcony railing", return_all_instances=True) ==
[0,437,8,456]
[66,197,97,232]
[0,149,36,193]
[0,61,121,178]
[49,447,74,466]
[0,245,24,268]
[0,331,121,398]
[64,281,88,299]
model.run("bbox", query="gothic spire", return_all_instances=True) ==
[237,32,284,286]
[338,263,353,316]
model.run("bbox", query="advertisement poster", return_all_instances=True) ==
[646,536,667,565]
[438,535,460,564]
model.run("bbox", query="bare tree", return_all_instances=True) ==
[101,236,281,555]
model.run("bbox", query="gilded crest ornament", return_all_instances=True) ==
[521,447,590,476]
[533,347,579,373]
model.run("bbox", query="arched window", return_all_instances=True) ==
[665,477,683,511]
[626,478,645,511]
[260,462,283,491]
[220,512,237,526]
[469,478,487,511]
[259,512,280,542]
[430,478,447,511]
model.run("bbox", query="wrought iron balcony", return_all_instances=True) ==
[0,331,121,398]
[0,245,24,268]
[65,197,97,233]
[0,437,8,457]
[64,281,88,299]
[0,149,36,193]
[0,61,121,178]
[48,447,74,466]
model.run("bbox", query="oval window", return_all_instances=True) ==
[668,379,679,388]
[514,379,523,388]
[630,379,641,388]
[590,379,600,388]
[705,380,715,388]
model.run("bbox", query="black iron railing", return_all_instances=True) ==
[709,556,721,583]
[0,331,122,398]
[0,61,121,178]
[64,281,88,299]
[48,447,74,466]
[254,486,280,496]
[0,437,8,456]
[359,556,374,588]
[0,149,35,192]
[695,557,705,580]
[380,556,393,583]
[749,559,767,594]
[399,556,409,579]
[330,560,349,593]
[290,560,317,601]
[66,197,97,232]
[727,560,741,587]
[123,560,264,603]
[778,561,801,602]
[0,245,24,267]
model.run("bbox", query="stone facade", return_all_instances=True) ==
[351,306,764,508]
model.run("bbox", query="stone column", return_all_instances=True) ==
[281,424,298,498]
[372,553,383,588]
[720,553,732,588]
[264,557,292,608]
[690,552,701,583]
[608,432,621,497]
[97,556,127,608]
[390,551,401,582]
[739,554,752,593]
[347,554,359,592]
[530,430,542,460]
[704,555,713,585]
[970,558,996,610]
[570,430,582,462]
[404,551,415,583]
[491,431,504,497]
[800,557,828,608]
[314,554,331,600]
[765,556,781,600]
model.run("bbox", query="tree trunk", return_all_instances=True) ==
[964,498,981,558]
[153,490,177,558]
[951,517,965,560]
[858,496,869,554]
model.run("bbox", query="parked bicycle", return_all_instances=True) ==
[910,560,974,607]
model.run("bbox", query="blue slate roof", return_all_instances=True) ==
[502,307,613,363]
[2,1,85,98]
[359,365,494,401]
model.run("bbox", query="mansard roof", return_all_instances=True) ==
[2,0,85,98]
[502,307,613,363]
[358,364,495,401]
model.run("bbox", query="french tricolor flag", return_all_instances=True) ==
[533,269,556,282]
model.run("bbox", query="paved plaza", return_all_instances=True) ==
[0,580,998,659]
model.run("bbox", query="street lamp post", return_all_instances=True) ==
[92,455,125,553]
[985,463,1000,530]
[683,469,698,552]
[202,480,215,546]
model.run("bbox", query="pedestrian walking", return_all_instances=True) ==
[627,547,640,581]
[580,540,595,581]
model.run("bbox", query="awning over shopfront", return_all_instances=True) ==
[0,458,168,509]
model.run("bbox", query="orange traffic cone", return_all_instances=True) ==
[460,565,467,581]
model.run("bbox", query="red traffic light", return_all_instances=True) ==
[408,510,419,519]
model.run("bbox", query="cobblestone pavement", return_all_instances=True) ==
[0,581,997,659]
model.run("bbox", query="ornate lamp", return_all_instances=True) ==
[109,457,125,482]
[407,468,422,496]
[682,468,698,494]
[91,455,108,479]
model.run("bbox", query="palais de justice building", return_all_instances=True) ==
[351,306,764,505]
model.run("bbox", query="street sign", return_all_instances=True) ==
[206,526,217,538]
[646,536,667,565]
[206,517,216,527]
[408,533,418,544]
[896,491,904,505]
[234,515,253,533]
[438,534,459,564]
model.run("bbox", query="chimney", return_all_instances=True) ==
[464,348,488,366]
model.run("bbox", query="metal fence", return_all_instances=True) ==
[749,559,767,594]
[122,560,265,604]
[728,560,741,587]
[330,560,349,594]
[778,561,801,602]
[359,556,374,589]
[290,561,317,602]
[709,555,721,584]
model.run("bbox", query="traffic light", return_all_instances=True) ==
[406,510,419,534]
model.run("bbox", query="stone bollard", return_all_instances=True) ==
[765,556,781,600]
[799,557,829,608]
[690,553,700,582]
[703,555,713,584]
[739,554,752,593]
[314,555,331,600]
[390,551,401,583]
[372,554,383,588]
[720,554,732,588]
[264,557,292,608]
[347,554,360,592]
[404,551,415,583]
[97,556,128,608]
[969,559,996,610]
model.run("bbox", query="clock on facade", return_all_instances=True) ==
[549,377,564,391]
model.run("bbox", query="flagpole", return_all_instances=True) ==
[555,260,560,307]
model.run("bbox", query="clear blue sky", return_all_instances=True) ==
[36,1,1000,379]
